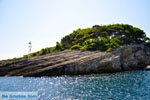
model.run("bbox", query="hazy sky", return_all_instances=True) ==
[0,0,150,60]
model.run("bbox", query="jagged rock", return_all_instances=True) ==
[97,55,121,72]
[120,45,147,70]
[0,44,150,77]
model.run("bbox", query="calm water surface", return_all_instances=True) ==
[0,71,150,100]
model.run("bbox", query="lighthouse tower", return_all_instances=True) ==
[28,42,32,58]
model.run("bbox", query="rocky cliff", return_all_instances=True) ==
[0,44,150,77]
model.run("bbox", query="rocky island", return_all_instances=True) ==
[0,44,150,77]
[0,24,150,77]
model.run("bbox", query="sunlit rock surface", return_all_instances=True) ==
[0,44,150,77]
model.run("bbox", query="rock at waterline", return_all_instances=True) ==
[146,65,150,70]
[0,44,150,77]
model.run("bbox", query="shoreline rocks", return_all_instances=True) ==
[0,44,150,77]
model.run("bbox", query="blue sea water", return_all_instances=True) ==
[0,71,150,100]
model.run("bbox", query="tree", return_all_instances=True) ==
[56,42,63,50]
[7,24,148,61]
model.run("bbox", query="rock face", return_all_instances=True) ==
[0,44,150,77]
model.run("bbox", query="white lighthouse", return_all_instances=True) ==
[28,41,32,58]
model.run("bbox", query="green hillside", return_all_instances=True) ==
[2,24,150,61]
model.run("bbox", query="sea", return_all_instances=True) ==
[0,70,150,100]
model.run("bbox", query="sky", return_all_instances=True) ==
[0,0,150,60]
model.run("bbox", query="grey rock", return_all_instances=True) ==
[0,44,150,77]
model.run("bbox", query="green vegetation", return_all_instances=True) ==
[23,46,58,58]
[61,24,149,51]
[1,24,150,62]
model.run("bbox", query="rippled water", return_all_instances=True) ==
[0,71,150,100]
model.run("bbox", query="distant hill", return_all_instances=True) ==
[1,24,150,61]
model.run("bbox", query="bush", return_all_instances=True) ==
[71,44,82,50]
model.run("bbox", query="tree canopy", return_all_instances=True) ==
[61,24,147,51]
[2,24,149,61]
[21,24,149,59]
